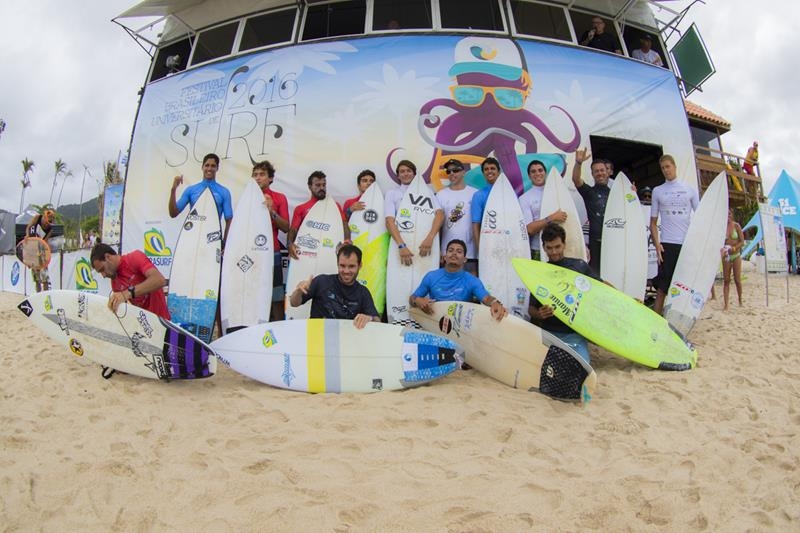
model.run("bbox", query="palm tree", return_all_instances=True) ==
[49,159,67,205]
[19,158,35,213]
[56,170,74,208]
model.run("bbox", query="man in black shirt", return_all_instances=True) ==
[579,16,622,55]
[572,147,612,272]
[530,223,601,363]
[288,244,380,328]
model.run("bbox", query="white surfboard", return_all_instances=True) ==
[18,290,217,380]
[167,188,222,342]
[540,168,587,261]
[600,172,647,300]
[664,171,728,338]
[411,302,595,402]
[348,182,390,315]
[386,175,441,326]
[209,320,461,393]
[285,195,344,320]
[220,180,273,333]
[478,174,530,318]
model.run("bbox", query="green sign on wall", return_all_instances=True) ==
[670,23,715,96]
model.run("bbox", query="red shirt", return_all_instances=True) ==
[112,251,170,320]
[290,197,347,232]
[261,187,290,248]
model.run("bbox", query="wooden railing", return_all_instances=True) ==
[693,145,764,205]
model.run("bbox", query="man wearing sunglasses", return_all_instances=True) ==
[436,159,478,275]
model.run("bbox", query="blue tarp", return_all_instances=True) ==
[742,170,800,261]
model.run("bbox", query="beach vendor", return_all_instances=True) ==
[90,243,170,320]
[24,207,55,292]
[288,244,379,329]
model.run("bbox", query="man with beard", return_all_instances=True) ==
[287,170,349,260]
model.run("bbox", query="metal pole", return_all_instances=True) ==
[78,165,88,247]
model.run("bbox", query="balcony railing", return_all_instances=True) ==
[693,144,764,206]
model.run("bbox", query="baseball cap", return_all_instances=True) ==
[443,158,464,170]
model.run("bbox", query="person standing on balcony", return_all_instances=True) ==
[632,35,663,67]
[743,141,759,175]
[579,17,622,55]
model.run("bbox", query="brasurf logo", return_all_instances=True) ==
[144,228,173,267]
[75,258,98,292]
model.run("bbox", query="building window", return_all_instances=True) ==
[191,22,239,65]
[372,0,432,30]
[439,0,505,32]
[151,37,194,81]
[240,9,297,51]
[302,0,367,41]
[509,1,571,41]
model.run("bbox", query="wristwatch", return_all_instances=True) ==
[127,286,136,299]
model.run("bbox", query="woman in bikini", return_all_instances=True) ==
[722,209,745,310]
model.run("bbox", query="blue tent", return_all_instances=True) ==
[741,170,800,266]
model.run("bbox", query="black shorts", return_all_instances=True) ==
[272,251,285,301]
[654,243,682,292]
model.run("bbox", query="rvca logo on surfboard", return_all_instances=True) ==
[408,194,434,214]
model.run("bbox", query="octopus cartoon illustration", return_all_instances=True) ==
[386,37,580,195]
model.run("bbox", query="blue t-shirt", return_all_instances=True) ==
[412,268,489,303]
[176,179,234,220]
[470,185,493,224]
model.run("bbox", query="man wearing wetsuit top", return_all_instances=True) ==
[168,153,233,242]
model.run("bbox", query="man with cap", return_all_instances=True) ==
[436,158,478,275]
[632,34,663,66]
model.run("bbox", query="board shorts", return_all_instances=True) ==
[465,258,478,276]
[530,249,541,261]
[272,251,285,302]
[654,242,682,292]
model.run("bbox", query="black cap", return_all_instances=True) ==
[442,158,464,170]
[639,186,652,194]
[641,34,653,41]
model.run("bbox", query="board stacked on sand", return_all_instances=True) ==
[540,168,586,261]
[18,290,217,380]
[512,258,697,370]
[168,188,222,342]
[478,174,530,318]
[210,320,461,392]
[220,179,273,333]
[664,171,728,338]
[348,182,390,314]
[386,175,440,327]
[600,172,647,301]
[285,195,345,320]
[411,301,595,402]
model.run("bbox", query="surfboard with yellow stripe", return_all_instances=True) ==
[210,319,461,392]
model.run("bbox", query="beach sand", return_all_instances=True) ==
[2,261,799,531]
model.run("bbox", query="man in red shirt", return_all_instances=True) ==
[343,169,376,218]
[90,243,170,320]
[287,170,349,259]
[252,160,290,320]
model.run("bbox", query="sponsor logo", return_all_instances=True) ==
[399,208,411,218]
[10,262,20,286]
[547,294,575,322]
[144,228,173,267]
[322,238,334,248]
[281,353,295,387]
[56,308,70,335]
[392,305,408,314]
[372,378,383,390]
[349,223,360,235]
[69,338,84,357]
[535,286,549,298]
[397,220,415,231]
[296,234,319,249]
[262,329,278,348]
[485,209,498,229]
[305,219,330,231]
[77,293,87,319]
[204,289,217,300]
[604,217,625,229]
[669,286,680,297]
[183,221,194,231]
[137,310,153,338]
[403,353,413,362]
[237,255,255,272]
[130,332,146,358]
[515,287,527,305]
[438,316,453,335]
[624,193,637,203]
[207,230,222,243]
[254,234,269,248]
[565,294,575,305]
[574,276,591,292]
[363,209,378,224]
[152,354,169,379]
[691,291,705,309]
[44,295,53,312]
[186,208,206,222]
[75,258,98,292]
[215,248,222,264]
[17,299,33,317]
[409,194,434,209]
[557,281,571,294]
[545,364,554,379]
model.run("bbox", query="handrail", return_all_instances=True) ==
[692,144,760,179]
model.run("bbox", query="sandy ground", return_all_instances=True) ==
[2,261,799,532]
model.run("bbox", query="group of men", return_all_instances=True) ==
[580,16,664,67]
[91,150,697,366]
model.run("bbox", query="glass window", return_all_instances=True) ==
[151,38,194,81]
[570,11,622,53]
[302,0,366,41]
[372,0,432,30]
[510,1,571,41]
[439,0,504,31]
[623,27,668,68]
[240,9,297,51]
[191,22,238,65]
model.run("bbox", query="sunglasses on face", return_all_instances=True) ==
[445,168,463,174]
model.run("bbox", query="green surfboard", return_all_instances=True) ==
[512,258,697,370]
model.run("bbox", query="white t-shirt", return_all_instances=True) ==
[632,48,662,66]
[518,185,545,251]
[436,185,478,258]
[650,179,699,244]
[384,184,409,218]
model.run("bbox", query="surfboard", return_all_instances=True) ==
[540,168,586,261]
[19,237,51,269]
[220,179,273,333]
[285,195,345,320]
[411,301,595,403]
[644,205,658,280]
[18,290,217,379]
[600,172,647,301]
[348,182,389,314]
[664,171,729,338]
[512,258,697,370]
[209,320,461,392]
[386,175,441,327]
[167,188,222,342]
[478,174,530,318]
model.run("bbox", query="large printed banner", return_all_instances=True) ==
[103,183,124,245]
[122,35,696,275]
[759,204,788,272]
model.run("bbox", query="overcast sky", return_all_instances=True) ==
[0,0,796,214]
